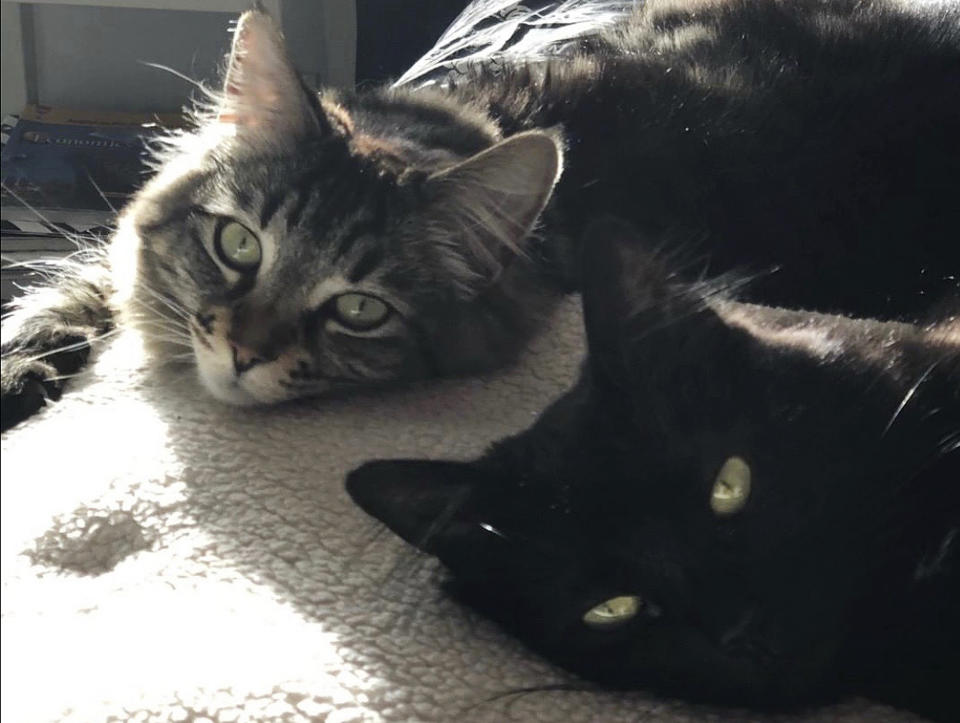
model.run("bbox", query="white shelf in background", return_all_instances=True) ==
[7,1,281,14]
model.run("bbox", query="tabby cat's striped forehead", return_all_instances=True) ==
[174,124,435,308]
[219,134,391,221]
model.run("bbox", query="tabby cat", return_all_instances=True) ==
[348,216,959,720]
[2,0,958,431]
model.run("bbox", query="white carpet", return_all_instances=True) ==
[0,296,921,722]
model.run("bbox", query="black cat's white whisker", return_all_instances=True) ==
[883,361,939,437]
[938,431,960,455]
[346,519,394,560]
[456,681,604,720]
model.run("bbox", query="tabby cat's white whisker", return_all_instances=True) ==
[132,314,190,332]
[135,284,193,321]
[129,309,191,334]
[138,287,192,319]
[83,171,119,215]
[19,327,122,365]
[0,183,112,249]
[139,61,209,92]
[142,331,192,345]
[133,323,194,347]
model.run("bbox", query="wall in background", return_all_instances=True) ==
[1,4,28,117]
[0,0,357,117]
[30,4,236,113]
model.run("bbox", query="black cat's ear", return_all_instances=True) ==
[580,216,734,383]
[423,131,563,299]
[580,217,676,378]
[217,9,331,142]
[346,460,478,553]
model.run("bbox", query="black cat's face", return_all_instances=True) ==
[347,219,958,707]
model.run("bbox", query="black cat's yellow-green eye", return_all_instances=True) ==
[215,221,261,272]
[711,456,752,515]
[583,595,641,629]
[333,293,390,331]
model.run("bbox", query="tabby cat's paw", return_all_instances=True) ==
[1,333,91,432]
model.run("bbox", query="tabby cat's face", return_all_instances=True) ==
[348,218,959,707]
[118,10,560,404]
[129,136,439,405]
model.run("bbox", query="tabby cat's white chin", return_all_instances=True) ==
[197,370,262,406]
[190,331,294,406]
[195,360,296,406]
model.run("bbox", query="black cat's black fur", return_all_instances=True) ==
[348,217,959,720]
[346,3,960,717]
[441,0,960,319]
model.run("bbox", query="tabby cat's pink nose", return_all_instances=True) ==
[230,344,264,375]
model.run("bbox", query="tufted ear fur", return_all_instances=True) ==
[422,131,563,299]
[217,9,331,143]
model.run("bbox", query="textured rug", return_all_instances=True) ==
[0,296,923,722]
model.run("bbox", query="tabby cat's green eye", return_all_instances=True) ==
[583,595,641,629]
[711,456,752,516]
[215,221,261,272]
[333,293,391,331]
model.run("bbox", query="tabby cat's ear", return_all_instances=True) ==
[346,460,478,553]
[217,9,331,142]
[423,131,563,298]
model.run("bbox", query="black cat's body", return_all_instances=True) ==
[349,218,960,719]
[371,0,960,317]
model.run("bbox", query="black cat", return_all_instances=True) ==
[348,217,959,720]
